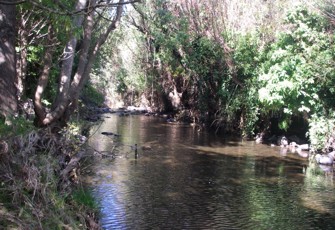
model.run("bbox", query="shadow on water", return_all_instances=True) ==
[84,115,335,230]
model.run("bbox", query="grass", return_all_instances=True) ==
[0,116,35,138]
[72,187,98,210]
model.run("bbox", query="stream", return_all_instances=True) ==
[84,114,335,230]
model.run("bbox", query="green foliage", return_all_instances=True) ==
[27,45,43,63]
[308,112,335,151]
[231,33,261,79]
[240,86,261,136]
[0,117,35,138]
[82,83,105,106]
[257,6,335,130]
[72,188,98,210]
[215,33,262,136]
[19,0,75,41]
[25,45,49,99]
[17,0,82,103]
[185,37,229,118]
[91,16,149,106]
[37,66,61,106]
[115,67,129,94]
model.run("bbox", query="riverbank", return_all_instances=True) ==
[0,124,100,229]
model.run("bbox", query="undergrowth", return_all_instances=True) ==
[0,127,100,229]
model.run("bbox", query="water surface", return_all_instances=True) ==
[85,115,335,230]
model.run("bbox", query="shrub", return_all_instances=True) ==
[308,112,335,152]
[81,83,105,106]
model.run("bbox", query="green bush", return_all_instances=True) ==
[82,83,105,106]
[72,187,98,210]
[257,6,335,132]
[308,112,335,151]
[0,116,35,138]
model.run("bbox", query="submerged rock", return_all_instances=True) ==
[101,132,121,137]
[277,135,288,147]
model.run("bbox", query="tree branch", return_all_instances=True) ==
[23,0,141,16]
[0,0,26,5]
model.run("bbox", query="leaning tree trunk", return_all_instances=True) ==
[64,0,125,122]
[34,24,55,127]
[71,0,125,99]
[34,0,88,127]
[34,0,127,128]
[0,4,18,124]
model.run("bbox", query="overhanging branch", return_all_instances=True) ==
[2,0,141,15]
[0,0,26,4]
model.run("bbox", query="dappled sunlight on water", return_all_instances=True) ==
[84,115,335,229]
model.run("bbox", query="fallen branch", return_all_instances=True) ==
[88,144,117,158]
[85,214,101,230]
[60,150,84,183]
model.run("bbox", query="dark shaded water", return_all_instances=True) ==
[85,115,335,230]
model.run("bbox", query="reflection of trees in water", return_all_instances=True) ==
[302,161,335,214]
[240,155,330,229]
[88,115,335,229]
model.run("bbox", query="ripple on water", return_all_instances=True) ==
[86,115,335,230]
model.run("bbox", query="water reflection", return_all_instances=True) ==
[85,115,335,229]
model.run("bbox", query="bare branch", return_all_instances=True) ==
[72,0,141,15]
[21,0,141,16]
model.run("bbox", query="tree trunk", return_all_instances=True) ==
[72,0,125,97]
[0,4,18,123]
[16,10,30,102]
[34,25,54,127]
[67,0,125,120]
[35,0,126,127]
[63,0,97,121]
[35,0,88,127]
